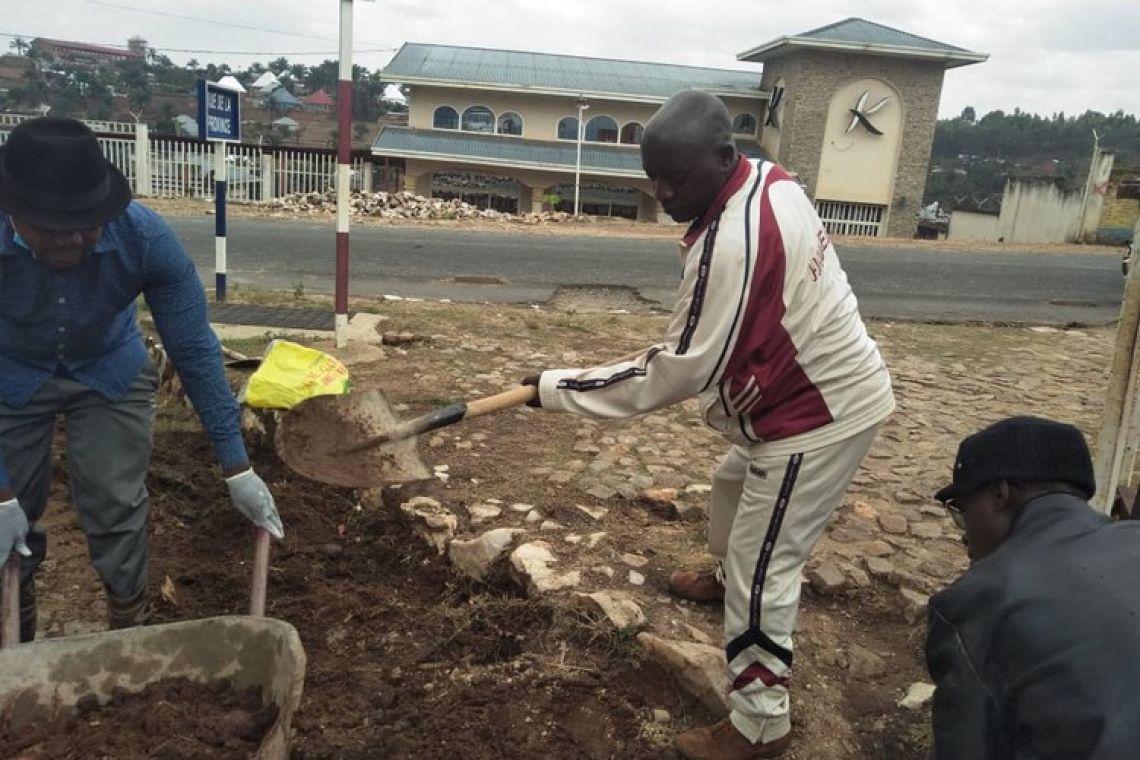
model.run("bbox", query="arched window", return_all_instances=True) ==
[497,112,523,136]
[620,122,644,145]
[433,106,458,130]
[585,115,618,143]
[557,116,579,140]
[461,105,496,133]
[732,113,758,136]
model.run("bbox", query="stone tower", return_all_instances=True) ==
[739,18,986,238]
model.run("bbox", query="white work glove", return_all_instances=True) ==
[225,470,285,539]
[0,498,32,567]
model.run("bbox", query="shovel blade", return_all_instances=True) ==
[275,389,432,488]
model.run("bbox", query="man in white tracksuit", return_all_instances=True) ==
[523,91,893,759]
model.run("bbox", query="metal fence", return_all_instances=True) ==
[0,124,372,201]
[815,200,885,237]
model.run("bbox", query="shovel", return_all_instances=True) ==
[275,348,648,489]
[1,558,18,648]
[275,387,435,489]
[275,385,535,488]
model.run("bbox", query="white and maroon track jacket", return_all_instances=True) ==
[538,157,894,454]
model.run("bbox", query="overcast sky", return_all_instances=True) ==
[5,0,1138,118]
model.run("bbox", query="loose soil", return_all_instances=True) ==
[20,299,1118,758]
[1,678,276,760]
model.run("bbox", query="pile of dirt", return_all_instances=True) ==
[1,678,276,760]
[139,422,714,759]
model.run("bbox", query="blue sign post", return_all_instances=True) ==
[197,81,241,301]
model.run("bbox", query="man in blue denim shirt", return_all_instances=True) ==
[0,117,283,641]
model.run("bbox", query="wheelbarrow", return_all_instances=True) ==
[0,614,306,759]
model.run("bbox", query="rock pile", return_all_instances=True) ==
[266,189,595,225]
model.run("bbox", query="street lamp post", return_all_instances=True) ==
[574,98,589,216]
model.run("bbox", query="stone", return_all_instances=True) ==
[652,709,672,725]
[621,553,650,568]
[684,484,713,495]
[540,520,564,531]
[574,590,646,632]
[845,566,872,588]
[509,542,581,596]
[910,523,943,540]
[586,484,617,500]
[574,441,602,454]
[585,532,607,548]
[399,497,457,555]
[893,490,924,505]
[852,501,879,520]
[455,440,474,451]
[467,503,502,524]
[674,502,708,523]
[682,623,713,645]
[428,435,446,448]
[509,502,536,513]
[637,634,730,715]
[865,556,895,581]
[564,534,582,544]
[641,487,679,506]
[449,529,523,581]
[807,563,848,595]
[576,504,609,521]
[861,540,896,557]
[846,645,887,679]
[628,570,646,586]
[524,510,544,524]
[898,682,937,710]
[878,513,909,535]
[593,565,615,578]
[898,588,930,624]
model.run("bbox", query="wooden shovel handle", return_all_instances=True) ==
[465,385,537,418]
[1,557,20,648]
[249,528,270,617]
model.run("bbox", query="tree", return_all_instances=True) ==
[960,106,976,124]
[9,37,29,56]
[268,57,290,76]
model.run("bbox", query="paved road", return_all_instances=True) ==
[166,216,1125,325]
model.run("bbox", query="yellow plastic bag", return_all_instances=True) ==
[242,340,350,409]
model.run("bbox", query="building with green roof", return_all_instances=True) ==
[374,17,985,235]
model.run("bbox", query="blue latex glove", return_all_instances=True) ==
[225,470,284,539]
[0,498,31,567]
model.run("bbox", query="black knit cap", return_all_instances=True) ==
[935,416,1095,503]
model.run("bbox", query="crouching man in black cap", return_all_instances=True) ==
[928,416,1140,759]
[0,117,283,641]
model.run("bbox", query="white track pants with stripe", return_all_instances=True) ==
[709,424,880,744]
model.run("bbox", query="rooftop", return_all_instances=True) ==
[383,43,766,104]
[737,17,987,68]
[33,38,143,59]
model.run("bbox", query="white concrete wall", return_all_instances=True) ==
[948,210,999,242]
[997,179,1084,244]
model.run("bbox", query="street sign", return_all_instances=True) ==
[196,80,241,142]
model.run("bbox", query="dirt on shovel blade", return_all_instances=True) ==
[275,389,431,488]
[0,677,277,760]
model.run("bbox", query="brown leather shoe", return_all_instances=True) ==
[669,568,725,602]
[675,718,791,760]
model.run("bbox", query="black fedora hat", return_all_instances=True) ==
[0,117,132,231]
